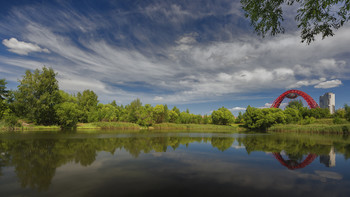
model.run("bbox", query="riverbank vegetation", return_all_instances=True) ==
[239,100,350,133]
[0,67,236,131]
[1,67,349,133]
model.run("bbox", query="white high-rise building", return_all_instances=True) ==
[319,92,335,114]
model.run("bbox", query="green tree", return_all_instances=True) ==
[168,110,179,123]
[211,107,235,125]
[137,104,154,126]
[286,100,304,109]
[345,104,350,121]
[192,114,203,124]
[14,67,61,125]
[56,102,81,129]
[179,111,191,124]
[99,104,118,122]
[125,98,143,123]
[59,90,77,103]
[172,106,180,116]
[243,106,286,130]
[0,79,9,119]
[202,114,211,124]
[241,0,350,44]
[284,107,302,123]
[153,105,168,124]
[235,111,244,123]
[0,79,8,101]
[77,90,99,122]
[334,108,346,118]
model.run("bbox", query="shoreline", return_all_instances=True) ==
[2,121,350,135]
[0,122,241,132]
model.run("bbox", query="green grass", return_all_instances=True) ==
[0,121,60,131]
[268,123,350,134]
[313,118,334,124]
[152,123,240,132]
[1,120,243,132]
[89,122,141,130]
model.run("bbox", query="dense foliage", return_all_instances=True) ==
[12,67,61,125]
[242,102,336,131]
[345,104,350,121]
[0,68,235,129]
[211,107,235,125]
[241,0,350,44]
[1,67,348,131]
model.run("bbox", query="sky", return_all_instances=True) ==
[0,0,349,115]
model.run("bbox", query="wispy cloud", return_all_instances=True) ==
[0,1,349,105]
[314,79,342,89]
[229,107,246,111]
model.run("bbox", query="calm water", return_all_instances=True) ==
[0,131,349,197]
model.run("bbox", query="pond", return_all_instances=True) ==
[0,131,349,197]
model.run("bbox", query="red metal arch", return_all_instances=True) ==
[271,89,319,108]
[273,153,317,170]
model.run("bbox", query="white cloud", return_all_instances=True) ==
[287,78,326,89]
[293,59,347,78]
[1,4,350,105]
[229,107,246,111]
[2,38,50,55]
[153,96,164,101]
[314,79,342,89]
[259,102,287,109]
[260,103,272,108]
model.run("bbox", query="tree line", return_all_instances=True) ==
[1,67,349,131]
[237,100,350,131]
[0,67,235,129]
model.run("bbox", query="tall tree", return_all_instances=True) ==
[286,99,304,109]
[211,107,235,125]
[0,79,9,119]
[344,104,350,121]
[77,89,99,122]
[126,98,143,123]
[241,0,350,44]
[14,67,61,125]
[0,79,8,101]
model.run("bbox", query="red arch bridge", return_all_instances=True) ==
[270,89,319,109]
[270,89,319,169]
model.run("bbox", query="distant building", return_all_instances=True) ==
[319,92,335,114]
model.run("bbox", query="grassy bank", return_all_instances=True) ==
[78,122,142,130]
[0,121,239,132]
[268,122,350,134]
[151,123,240,132]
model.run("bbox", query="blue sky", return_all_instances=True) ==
[0,0,349,115]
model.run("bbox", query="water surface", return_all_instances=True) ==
[0,131,349,197]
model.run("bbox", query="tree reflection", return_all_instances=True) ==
[0,133,350,191]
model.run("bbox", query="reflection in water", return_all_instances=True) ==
[320,146,336,167]
[272,153,317,170]
[0,132,349,195]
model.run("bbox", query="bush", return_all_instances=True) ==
[333,117,347,124]
[243,106,286,131]
[3,113,21,130]
[345,104,350,121]
[56,102,81,129]
[300,116,315,125]
[211,107,235,125]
